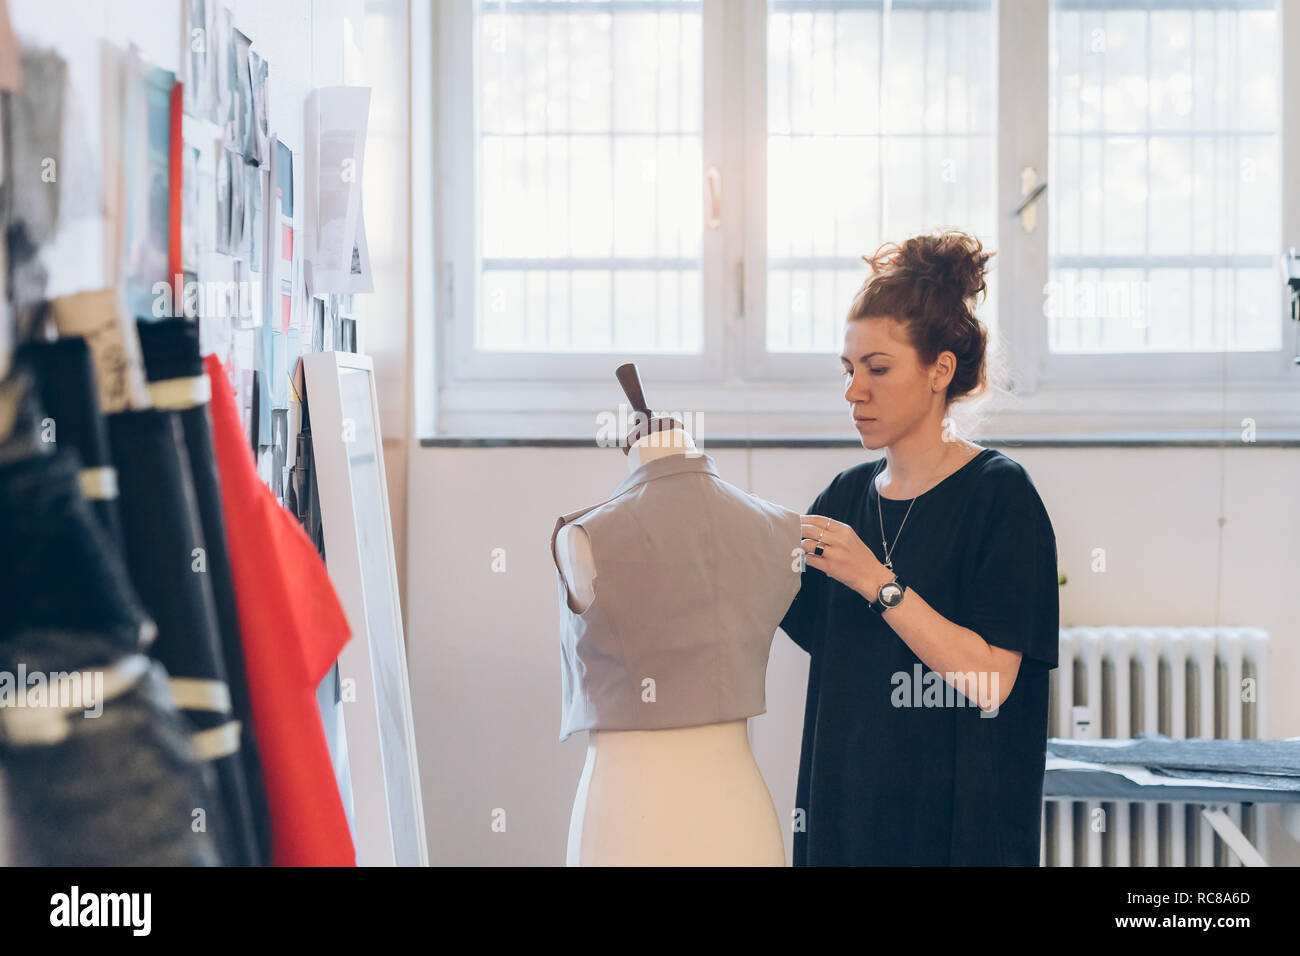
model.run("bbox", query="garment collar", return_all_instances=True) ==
[612,450,719,498]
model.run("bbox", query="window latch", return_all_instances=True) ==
[705,165,722,231]
[1011,166,1047,232]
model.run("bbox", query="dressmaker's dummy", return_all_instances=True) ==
[554,425,789,866]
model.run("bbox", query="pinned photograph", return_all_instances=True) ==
[305,86,369,292]
[249,48,270,165]
[183,0,214,119]
[246,160,264,273]
[215,145,232,253]
[232,27,253,157]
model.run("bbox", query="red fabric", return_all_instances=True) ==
[167,82,182,286]
[204,353,356,866]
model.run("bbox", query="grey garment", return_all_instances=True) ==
[8,47,65,248]
[3,48,65,324]
[551,452,803,741]
[1048,733,1300,790]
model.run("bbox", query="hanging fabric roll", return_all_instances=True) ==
[12,336,125,557]
[105,395,262,867]
[0,364,219,866]
[135,318,271,866]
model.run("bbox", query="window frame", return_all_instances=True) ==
[425,0,1300,439]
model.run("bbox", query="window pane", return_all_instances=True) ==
[477,0,703,353]
[765,0,998,355]
[1047,0,1281,354]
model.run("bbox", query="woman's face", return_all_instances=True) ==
[840,316,944,450]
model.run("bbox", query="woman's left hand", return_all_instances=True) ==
[800,514,889,601]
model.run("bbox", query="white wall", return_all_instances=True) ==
[405,443,1300,866]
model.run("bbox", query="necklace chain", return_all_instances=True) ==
[875,447,978,570]
[876,486,915,571]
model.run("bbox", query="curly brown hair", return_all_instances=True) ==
[847,229,994,407]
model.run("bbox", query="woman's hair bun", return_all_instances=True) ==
[848,228,996,408]
[861,229,992,305]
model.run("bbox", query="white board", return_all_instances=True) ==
[303,349,427,866]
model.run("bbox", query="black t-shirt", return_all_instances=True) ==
[779,447,1060,866]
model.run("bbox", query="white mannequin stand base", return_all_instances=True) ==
[565,719,785,866]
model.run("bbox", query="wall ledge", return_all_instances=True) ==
[419,432,1300,449]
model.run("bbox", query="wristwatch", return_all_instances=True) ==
[867,572,907,614]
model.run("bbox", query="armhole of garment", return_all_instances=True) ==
[549,515,571,578]
[552,515,593,615]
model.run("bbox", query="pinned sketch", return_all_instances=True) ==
[181,120,218,260]
[233,257,261,329]
[305,86,370,293]
[215,146,231,253]
[265,137,296,332]
[348,194,373,294]
[249,49,269,165]
[230,27,253,156]
[121,59,174,321]
[213,4,235,128]
[183,0,214,119]
[246,160,264,271]
[311,295,325,352]
[270,407,287,501]
[225,148,243,257]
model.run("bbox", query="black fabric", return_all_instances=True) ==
[106,408,262,866]
[177,402,271,865]
[12,338,125,555]
[780,448,1059,866]
[135,316,271,864]
[136,317,203,381]
[0,372,140,639]
[0,370,219,865]
[0,440,144,648]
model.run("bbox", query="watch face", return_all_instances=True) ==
[881,582,903,606]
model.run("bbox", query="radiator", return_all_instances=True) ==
[1042,626,1269,867]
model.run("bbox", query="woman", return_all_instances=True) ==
[780,229,1060,866]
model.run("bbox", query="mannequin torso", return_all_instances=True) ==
[554,430,786,865]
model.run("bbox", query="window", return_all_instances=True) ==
[764,0,997,357]
[478,0,704,355]
[428,0,1297,437]
[1047,0,1282,372]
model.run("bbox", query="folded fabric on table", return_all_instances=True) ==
[1047,733,1300,782]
